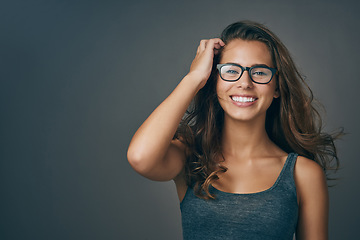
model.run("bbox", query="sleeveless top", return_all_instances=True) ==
[180,153,299,240]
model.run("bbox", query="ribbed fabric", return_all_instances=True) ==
[180,153,299,240]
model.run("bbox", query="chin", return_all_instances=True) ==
[224,110,267,123]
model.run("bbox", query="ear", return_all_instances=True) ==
[274,88,280,98]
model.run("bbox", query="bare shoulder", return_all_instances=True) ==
[294,157,329,239]
[294,156,326,183]
[294,156,328,204]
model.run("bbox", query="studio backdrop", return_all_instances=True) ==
[1,0,359,239]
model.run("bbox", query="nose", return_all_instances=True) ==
[236,69,253,89]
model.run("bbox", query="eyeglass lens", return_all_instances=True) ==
[220,65,273,83]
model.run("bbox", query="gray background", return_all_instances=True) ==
[1,0,359,239]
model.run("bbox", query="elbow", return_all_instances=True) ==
[127,146,152,175]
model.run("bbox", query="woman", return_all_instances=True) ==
[127,21,340,239]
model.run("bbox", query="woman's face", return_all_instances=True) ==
[216,39,279,123]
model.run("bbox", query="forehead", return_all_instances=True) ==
[220,39,273,67]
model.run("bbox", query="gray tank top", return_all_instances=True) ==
[180,153,299,240]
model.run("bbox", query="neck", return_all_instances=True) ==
[221,114,274,159]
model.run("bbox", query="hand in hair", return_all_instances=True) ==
[188,38,225,89]
[127,39,226,183]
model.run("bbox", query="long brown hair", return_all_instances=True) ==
[174,20,342,199]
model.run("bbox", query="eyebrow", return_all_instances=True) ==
[225,62,272,68]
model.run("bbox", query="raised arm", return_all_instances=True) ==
[127,38,225,182]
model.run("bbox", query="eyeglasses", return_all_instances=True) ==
[216,63,277,84]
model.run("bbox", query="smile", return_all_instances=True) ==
[231,96,257,103]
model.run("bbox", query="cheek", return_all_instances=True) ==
[216,77,229,96]
[262,79,278,97]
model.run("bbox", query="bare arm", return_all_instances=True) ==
[127,38,225,182]
[295,156,329,240]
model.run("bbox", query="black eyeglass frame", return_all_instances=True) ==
[216,63,278,84]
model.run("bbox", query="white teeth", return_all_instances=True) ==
[231,96,256,103]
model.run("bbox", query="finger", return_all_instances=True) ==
[212,39,225,55]
[219,39,225,46]
[210,38,225,47]
[197,39,208,54]
[214,42,223,50]
[205,38,225,52]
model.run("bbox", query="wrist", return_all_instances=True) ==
[184,72,208,91]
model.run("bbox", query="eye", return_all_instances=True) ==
[225,69,240,75]
[222,65,241,75]
[251,67,271,77]
[252,70,267,76]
